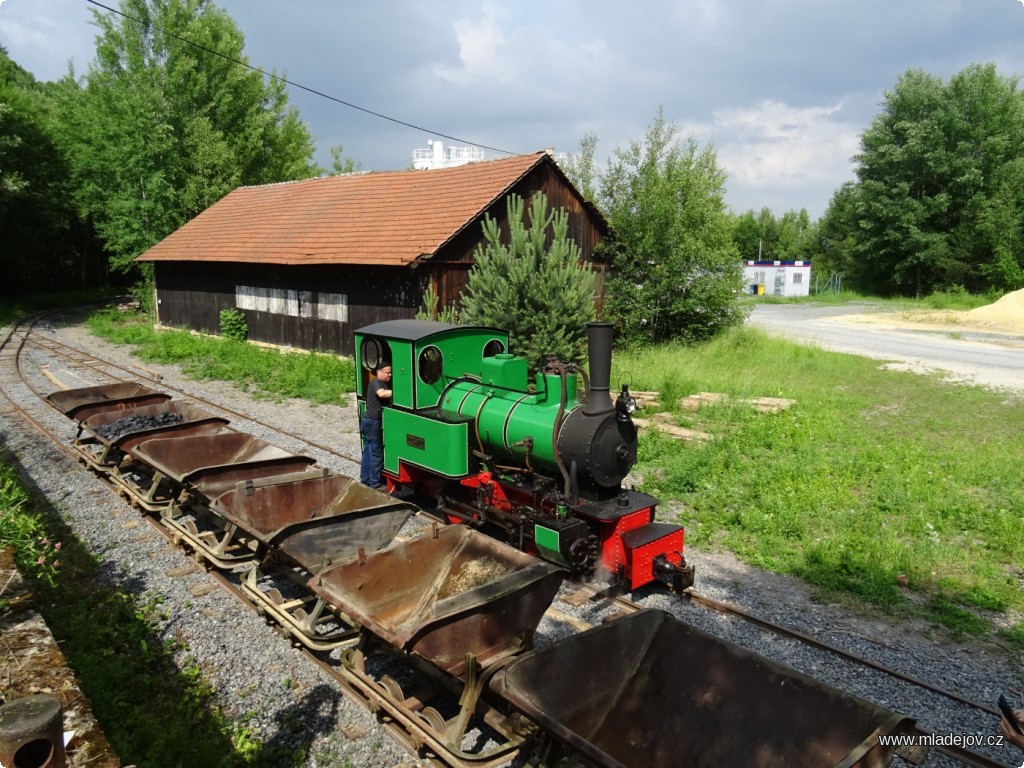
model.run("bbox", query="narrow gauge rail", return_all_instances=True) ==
[3,311,1020,768]
[42,380,915,767]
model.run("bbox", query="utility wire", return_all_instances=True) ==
[83,0,519,156]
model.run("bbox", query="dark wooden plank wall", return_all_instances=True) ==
[154,262,424,356]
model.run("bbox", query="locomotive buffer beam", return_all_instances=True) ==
[621,522,695,592]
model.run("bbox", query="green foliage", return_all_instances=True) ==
[326,143,362,176]
[812,182,859,282]
[0,463,61,587]
[460,192,596,367]
[732,207,818,263]
[62,0,319,275]
[219,307,248,342]
[0,49,88,295]
[617,325,1024,636]
[415,283,460,323]
[596,108,748,344]
[977,156,1024,291]
[88,307,356,403]
[558,131,599,202]
[847,63,1024,296]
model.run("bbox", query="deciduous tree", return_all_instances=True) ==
[65,0,319,276]
[0,49,84,294]
[852,64,1024,295]
[597,108,745,344]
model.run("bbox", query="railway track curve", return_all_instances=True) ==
[1,307,1021,768]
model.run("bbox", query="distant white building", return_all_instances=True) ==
[743,260,812,298]
[412,139,485,170]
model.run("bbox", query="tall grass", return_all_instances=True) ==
[1,453,288,766]
[86,308,355,404]
[616,326,1024,638]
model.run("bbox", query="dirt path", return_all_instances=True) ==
[748,291,1024,393]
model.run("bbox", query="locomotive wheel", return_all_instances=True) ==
[567,535,599,575]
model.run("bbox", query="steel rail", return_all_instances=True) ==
[8,311,1018,768]
[25,333,364,466]
[5,316,522,768]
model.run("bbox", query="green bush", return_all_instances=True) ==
[219,308,248,342]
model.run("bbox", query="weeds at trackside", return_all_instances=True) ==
[0,455,298,767]
[615,323,1024,646]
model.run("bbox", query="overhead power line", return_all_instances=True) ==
[83,0,519,156]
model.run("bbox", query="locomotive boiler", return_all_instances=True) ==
[354,319,694,591]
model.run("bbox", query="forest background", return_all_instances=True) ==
[2,0,1024,342]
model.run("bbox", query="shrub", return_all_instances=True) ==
[219,308,248,342]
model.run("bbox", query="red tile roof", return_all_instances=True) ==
[137,153,551,266]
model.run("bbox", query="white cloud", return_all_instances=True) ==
[432,12,508,84]
[713,100,860,190]
[0,15,57,57]
[0,0,95,81]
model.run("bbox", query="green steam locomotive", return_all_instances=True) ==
[354,319,694,592]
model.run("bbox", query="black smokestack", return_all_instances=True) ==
[584,322,614,414]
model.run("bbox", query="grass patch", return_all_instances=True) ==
[616,324,1024,641]
[753,287,999,311]
[0,453,297,767]
[76,299,1024,643]
[755,289,872,306]
[86,307,356,403]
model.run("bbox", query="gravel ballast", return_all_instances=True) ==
[4,317,1023,768]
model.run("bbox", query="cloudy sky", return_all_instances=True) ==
[2,0,1023,218]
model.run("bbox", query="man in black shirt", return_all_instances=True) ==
[360,364,392,489]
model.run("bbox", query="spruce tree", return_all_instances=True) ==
[460,193,596,369]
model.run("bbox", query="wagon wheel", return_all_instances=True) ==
[417,706,447,733]
[379,675,405,702]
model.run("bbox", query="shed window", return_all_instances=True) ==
[318,292,348,322]
[235,286,346,322]
[792,273,803,285]
[236,285,266,310]
[268,288,298,315]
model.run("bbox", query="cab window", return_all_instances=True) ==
[418,345,443,384]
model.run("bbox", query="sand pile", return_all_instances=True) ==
[966,287,1024,326]
[836,287,1024,334]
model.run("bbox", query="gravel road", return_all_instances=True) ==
[5,316,1024,768]
[747,302,1024,392]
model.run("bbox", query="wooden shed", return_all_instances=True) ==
[136,152,609,357]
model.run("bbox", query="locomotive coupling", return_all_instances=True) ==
[653,553,696,592]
